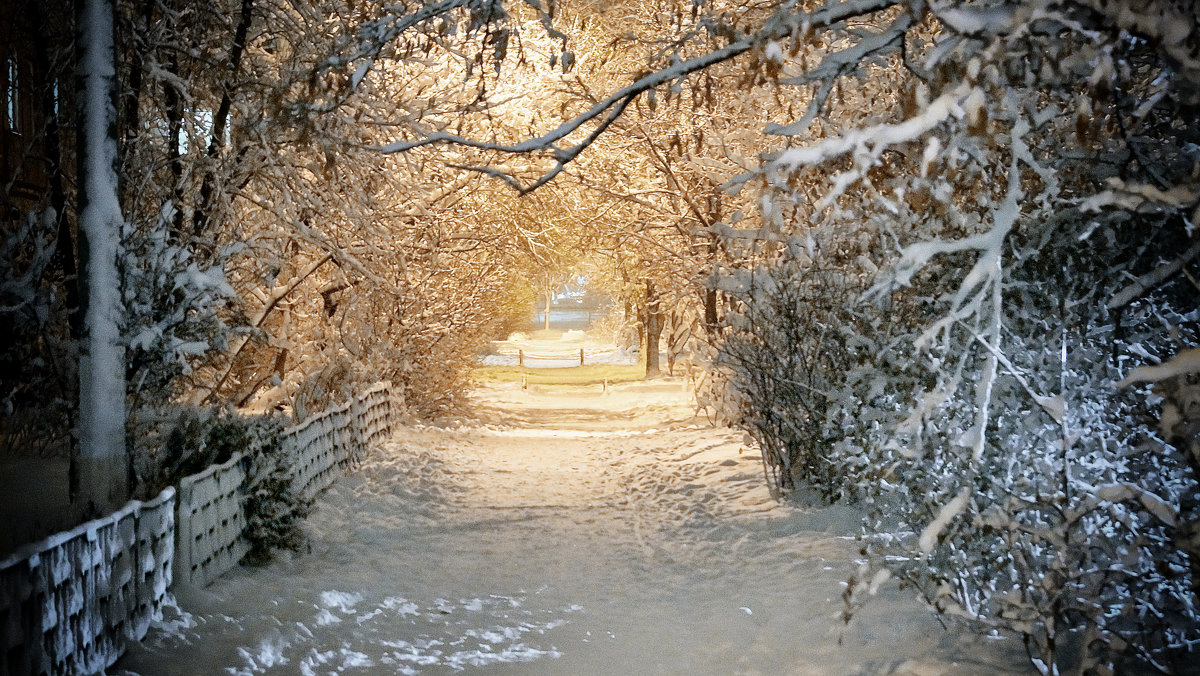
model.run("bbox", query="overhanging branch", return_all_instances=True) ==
[201,252,334,405]
[379,0,904,192]
[1107,236,1200,310]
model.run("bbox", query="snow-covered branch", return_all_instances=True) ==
[201,252,334,405]
[381,0,905,191]
[1106,237,1200,310]
[1117,347,1200,388]
[382,38,755,156]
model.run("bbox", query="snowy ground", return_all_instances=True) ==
[481,330,637,368]
[115,381,1030,675]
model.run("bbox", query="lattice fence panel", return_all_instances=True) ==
[174,453,249,588]
[0,488,175,676]
[1,383,399,673]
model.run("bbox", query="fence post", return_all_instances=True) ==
[580,348,584,366]
[349,385,366,465]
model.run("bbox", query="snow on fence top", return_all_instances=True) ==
[176,383,398,585]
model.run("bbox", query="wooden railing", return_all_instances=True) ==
[517,348,587,366]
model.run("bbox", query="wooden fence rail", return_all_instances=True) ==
[517,349,587,366]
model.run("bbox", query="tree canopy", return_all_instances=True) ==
[2,0,1198,671]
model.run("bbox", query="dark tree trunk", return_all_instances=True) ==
[704,288,718,335]
[29,0,82,340]
[29,0,83,503]
[164,48,185,238]
[645,280,662,377]
[191,0,255,238]
[116,0,155,202]
[703,228,722,336]
[666,313,674,376]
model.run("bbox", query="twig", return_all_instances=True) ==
[1106,236,1200,310]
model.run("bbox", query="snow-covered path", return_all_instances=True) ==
[116,382,1029,675]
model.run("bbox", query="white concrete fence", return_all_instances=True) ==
[0,383,398,675]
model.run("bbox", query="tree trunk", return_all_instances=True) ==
[544,287,552,330]
[703,287,718,335]
[191,0,255,238]
[74,0,128,511]
[703,227,722,336]
[29,0,82,340]
[164,48,185,238]
[624,297,640,350]
[30,0,84,500]
[666,311,678,376]
[645,280,662,378]
[116,0,155,203]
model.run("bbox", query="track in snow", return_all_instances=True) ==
[115,381,1029,675]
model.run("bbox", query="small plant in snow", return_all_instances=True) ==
[236,415,311,565]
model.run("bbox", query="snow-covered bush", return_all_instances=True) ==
[715,249,883,499]
[143,407,308,563]
[692,0,1200,671]
[380,315,493,418]
[844,213,1199,674]
[145,407,225,490]
[123,208,238,403]
[140,406,274,492]
[240,416,311,565]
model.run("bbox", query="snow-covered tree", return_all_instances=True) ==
[75,0,131,511]
[698,1,1200,671]
[3,0,577,511]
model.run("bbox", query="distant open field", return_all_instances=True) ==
[472,364,645,386]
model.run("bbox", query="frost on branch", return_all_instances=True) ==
[918,487,970,555]
[706,0,1200,672]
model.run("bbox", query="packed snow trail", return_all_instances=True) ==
[116,381,1029,675]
